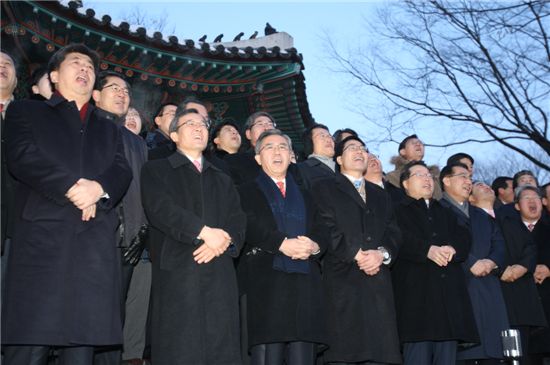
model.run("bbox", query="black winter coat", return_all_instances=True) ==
[313,176,402,364]
[530,215,550,353]
[392,196,479,345]
[497,212,547,328]
[2,95,132,345]
[237,176,329,350]
[141,152,246,365]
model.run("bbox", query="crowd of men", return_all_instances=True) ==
[1,44,549,365]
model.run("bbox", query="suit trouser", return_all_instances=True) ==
[3,345,94,365]
[121,259,151,360]
[403,340,457,365]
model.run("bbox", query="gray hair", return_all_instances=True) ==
[245,111,276,131]
[254,129,292,154]
[514,185,542,203]
[168,109,207,134]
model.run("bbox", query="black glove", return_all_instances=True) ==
[122,224,149,266]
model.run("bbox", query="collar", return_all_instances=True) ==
[309,154,336,172]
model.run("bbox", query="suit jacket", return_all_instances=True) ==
[2,94,132,346]
[141,151,246,365]
[237,174,329,349]
[392,196,479,344]
[530,215,550,353]
[312,175,402,364]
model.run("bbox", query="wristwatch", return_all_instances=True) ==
[377,246,391,265]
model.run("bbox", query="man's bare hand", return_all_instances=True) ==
[280,238,313,260]
[81,204,96,221]
[66,178,103,210]
[193,243,218,264]
[534,264,550,284]
[356,249,383,274]
[428,245,451,267]
[199,226,231,256]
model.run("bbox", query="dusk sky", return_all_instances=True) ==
[82,1,540,178]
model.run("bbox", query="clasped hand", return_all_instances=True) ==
[534,264,550,284]
[355,249,383,276]
[427,245,456,267]
[279,236,319,260]
[500,264,528,282]
[193,226,232,264]
[470,259,496,277]
[66,178,103,221]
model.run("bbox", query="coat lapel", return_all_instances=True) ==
[335,174,366,208]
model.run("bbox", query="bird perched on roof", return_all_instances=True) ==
[265,23,277,35]
[198,34,207,42]
[249,31,258,39]
[213,34,224,43]
[233,32,244,41]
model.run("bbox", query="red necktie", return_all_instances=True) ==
[0,103,4,113]
[528,223,535,232]
[193,160,202,172]
[276,181,285,197]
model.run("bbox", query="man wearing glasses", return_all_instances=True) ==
[141,109,246,365]
[392,160,478,365]
[225,111,277,186]
[92,71,150,365]
[312,136,402,365]
[439,163,510,364]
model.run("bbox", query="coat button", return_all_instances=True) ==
[428,216,433,221]
[365,209,370,214]
[366,236,372,242]
[441,273,446,278]
[432,232,437,237]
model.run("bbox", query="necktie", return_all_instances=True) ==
[527,223,535,232]
[353,180,362,190]
[193,160,202,172]
[276,181,285,197]
[0,103,4,113]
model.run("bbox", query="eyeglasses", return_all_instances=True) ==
[259,143,290,153]
[519,196,541,202]
[102,83,130,96]
[410,172,433,179]
[450,173,472,180]
[312,132,333,140]
[343,144,368,153]
[175,119,210,130]
[251,121,276,129]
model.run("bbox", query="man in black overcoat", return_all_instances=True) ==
[440,164,510,364]
[313,136,402,364]
[237,129,328,365]
[392,160,478,365]
[2,44,132,365]
[498,185,548,364]
[297,123,336,187]
[141,109,246,365]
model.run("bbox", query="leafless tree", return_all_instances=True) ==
[327,0,550,172]
[119,7,176,35]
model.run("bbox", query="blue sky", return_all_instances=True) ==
[82,1,534,176]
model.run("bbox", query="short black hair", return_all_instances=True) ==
[398,134,419,152]
[154,102,178,119]
[447,152,474,166]
[332,128,358,144]
[440,162,470,191]
[29,66,48,88]
[512,170,538,190]
[302,123,330,157]
[208,120,240,152]
[399,160,428,189]
[491,176,512,197]
[334,135,365,161]
[47,43,100,76]
[95,70,130,91]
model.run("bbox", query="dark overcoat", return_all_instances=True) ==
[141,152,246,365]
[237,175,329,350]
[439,200,510,360]
[2,95,132,346]
[497,211,547,328]
[312,175,402,364]
[392,196,479,345]
[530,215,550,353]
[297,157,335,188]
[225,149,260,186]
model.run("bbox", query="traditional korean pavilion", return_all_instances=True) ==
[1,0,315,150]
